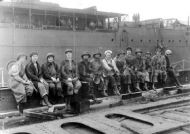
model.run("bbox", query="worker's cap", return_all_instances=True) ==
[145,51,151,55]
[65,49,72,54]
[104,50,112,55]
[93,51,102,57]
[135,48,142,54]
[30,52,38,57]
[46,53,55,59]
[126,47,132,51]
[81,51,91,58]
[117,50,125,56]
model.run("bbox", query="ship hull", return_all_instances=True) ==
[0,26,190,83]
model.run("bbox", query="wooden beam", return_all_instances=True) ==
[24,111,56,120]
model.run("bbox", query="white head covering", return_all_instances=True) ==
[104,50,112,55]
[165,49,172,55]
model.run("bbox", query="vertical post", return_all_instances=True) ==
[118,16,121,29]
[12,1,14,24]
[96,11,98,29]
[85,14,87,30]
[188,16,189,30]
[29,8,31,28]
[182,59,185,71]
[44,10,46,27]
[58,10,60,29]
[72,11,75,31]
[103,18,106,29]
[1,69,4,87]
[108,18,110,30]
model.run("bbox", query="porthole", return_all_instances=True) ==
[61,122,104,134]
[131,39,134,42]
[168,40,171,43]
[149,40,151,43]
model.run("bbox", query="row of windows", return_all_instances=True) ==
[0,10,116,31]
[120,39,188,43]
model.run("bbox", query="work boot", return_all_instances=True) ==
[135,83,142,92]
[18,103,25,115]
[43,95,52,108]
[65,103,75,114]
[40,100,46,106]
[100,90,108,97]
[57,92,64,98]
[113,87,120,96]
[93,99,103,104]
[100,91,108,97]
[91,96,102,104]
[65,97,70,111]
[65,104,72,112]
[144,83,149,91]
[127,85,132,93]
[175,79,182,88]
[152,83,156,91]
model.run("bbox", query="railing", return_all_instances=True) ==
[0,22,116,32]
[172,59,190,72]
[15,24,35,29]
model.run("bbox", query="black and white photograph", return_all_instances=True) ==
[0,0,190,133]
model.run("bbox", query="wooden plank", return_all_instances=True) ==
[167,131,189,134]
[121,122,141,134]
[158,112,190,123]
[173,111,190,117]
[24,111,57,120]
[2,115,28,129]
[122,92,142,100]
